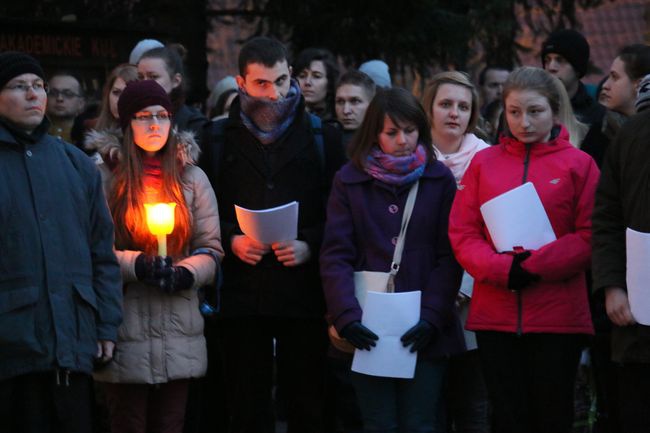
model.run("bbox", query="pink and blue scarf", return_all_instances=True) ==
[363,144,428,186]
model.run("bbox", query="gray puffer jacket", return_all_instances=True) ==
[88,129,224,384]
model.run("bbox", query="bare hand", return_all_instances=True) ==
[96,340,115,363]
[272,240,311,267]
[605,286,636,326]
[456,293,470,308]
[231,235,271,265]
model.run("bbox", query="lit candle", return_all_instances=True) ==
[144,203,176,256]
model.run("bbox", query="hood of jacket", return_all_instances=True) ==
[85,128,200,168]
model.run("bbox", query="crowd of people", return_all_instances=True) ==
[0,27,649,433]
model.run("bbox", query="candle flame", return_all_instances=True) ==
[144,203,176,235]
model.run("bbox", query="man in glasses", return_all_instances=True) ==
[0,51,122,433]
[46,71,85,143]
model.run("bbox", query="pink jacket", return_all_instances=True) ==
[448,127,599,335]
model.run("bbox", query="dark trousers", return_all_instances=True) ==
[183,319,230,433]
[476,331,585,433]
[443,349,490,433]
[103,379,190,433]
[218,316,328,433]
[350,360,447,433]
[324,357,363,433]
[615,363,650,433]
[0,370,93,433]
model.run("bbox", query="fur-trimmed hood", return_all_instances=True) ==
[85,128,201,168]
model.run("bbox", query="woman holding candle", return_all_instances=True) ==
[448,67,600,433]
[91,80,223,433]
[320,87,464,432]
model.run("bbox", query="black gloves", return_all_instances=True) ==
[401,320,436,353]
[135,254,172,281]
[340,321,379,350]
[134,254,194,293]
[507,251,540,291]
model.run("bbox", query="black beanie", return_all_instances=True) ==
[541,29,590,78]
[118,80,173,131]
[0,51,45,89]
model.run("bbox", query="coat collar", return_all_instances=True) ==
[85,128,200,168]
[499,125,574,157]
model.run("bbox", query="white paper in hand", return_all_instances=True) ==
[351,291,420,379]
[480,182,556,252]
[626,228,650,325]
[235,201,298,244]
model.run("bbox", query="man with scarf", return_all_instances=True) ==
[0,51,122,432]
[200,37,345,433]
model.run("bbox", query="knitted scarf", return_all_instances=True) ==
[239,79,301,145]
[433,133,490,184]
[142,154,163,203]
[363,144,428,186]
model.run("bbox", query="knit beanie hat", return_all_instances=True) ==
[129,39,165,65]
[0,52,45,90]
[359,60,392,88]
[206,75,238,112]
[541,29,590,78]
[118,80,173,131]
[636,74,650,113]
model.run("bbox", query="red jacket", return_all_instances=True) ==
[448,127,599,335]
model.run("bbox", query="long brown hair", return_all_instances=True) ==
[108,126,192,257]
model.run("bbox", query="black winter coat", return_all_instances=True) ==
[592,109,650,362]
[200,98,345,318]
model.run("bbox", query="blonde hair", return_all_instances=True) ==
[503,67,586,147]
[422,71,481,134]
[95,64,138,131]
[551,75,587,147]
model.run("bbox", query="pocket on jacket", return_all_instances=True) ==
[73,283,98,356]
[0,286,40,352]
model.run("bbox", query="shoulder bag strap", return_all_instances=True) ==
[386,180,419,292]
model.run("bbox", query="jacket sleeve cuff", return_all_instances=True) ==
[96,324,119,342]
[333,308,363,334]
[176,254,217,289]
[115,249,141,283]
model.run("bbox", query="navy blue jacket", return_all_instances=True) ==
[0,121,122,379]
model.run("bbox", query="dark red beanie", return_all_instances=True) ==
[118,80,172,131]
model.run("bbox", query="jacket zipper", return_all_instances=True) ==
[517,143,533,336]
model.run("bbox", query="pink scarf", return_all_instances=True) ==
[433,134,489,184]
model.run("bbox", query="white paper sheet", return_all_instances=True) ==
[480,182,556,252]
[626,228,650,325]
[235,201,298,244]
[351,291,421,379]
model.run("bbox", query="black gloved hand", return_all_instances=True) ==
[339,321,379,350]
[401,319,436,353]
[135,254,172,281]
[153,266,195,294]
[507,251,540,291]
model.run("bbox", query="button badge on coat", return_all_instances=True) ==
[388,204,399,214]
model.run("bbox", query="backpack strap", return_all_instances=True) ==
[309,114,325,171]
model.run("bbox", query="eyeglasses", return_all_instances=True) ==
[3,81,48,94]
[132,111,171,122]
[48,89,82,99]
